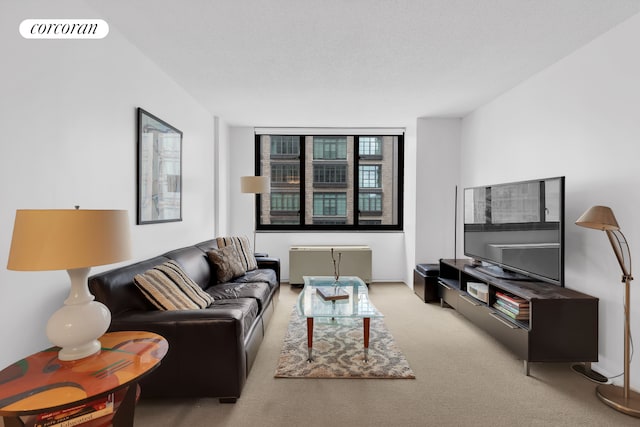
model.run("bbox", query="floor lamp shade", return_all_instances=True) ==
[7,209,131,361]
[241,175,270,194]
[575,205,620,231]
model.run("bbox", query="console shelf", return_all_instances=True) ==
[438,259,598,375]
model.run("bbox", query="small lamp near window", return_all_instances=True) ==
[7,208,131,361]
[240,176,270,252]
[576,205,640,417]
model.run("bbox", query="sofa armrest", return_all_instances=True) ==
[255,256,280,284]
[108,308,246,398]
[109,308,246,352]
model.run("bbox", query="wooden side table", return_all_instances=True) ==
[0,331,168,427]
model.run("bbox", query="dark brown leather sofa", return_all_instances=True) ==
[88,239,280,403]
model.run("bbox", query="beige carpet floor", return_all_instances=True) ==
[6,283,631,427]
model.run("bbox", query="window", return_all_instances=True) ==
[271,164,299,185]
[314,164,347,187]
[271,135,300,157]
[359,136,382,158]
[314,192,347,216]
[359,192,382,215]
[268,192,300,225]
[255,131,403,231]
[313,137,347,160]
[271,192,299,212]
[359,165,381,188]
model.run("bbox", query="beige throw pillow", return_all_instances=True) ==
[134,260,213,310]
[207,245,247,283]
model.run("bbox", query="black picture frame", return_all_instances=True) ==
[137,108,183,224]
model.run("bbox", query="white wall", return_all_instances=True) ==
[0,1,215,368]
[215,117,231,236]
[226,126,416,283]
[415,118,461,267]
[460,13,640,389]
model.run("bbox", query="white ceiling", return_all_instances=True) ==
[88,0,640,127]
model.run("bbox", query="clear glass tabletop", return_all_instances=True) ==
[297,276,383,319]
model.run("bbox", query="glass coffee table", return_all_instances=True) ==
[297,276,383,363]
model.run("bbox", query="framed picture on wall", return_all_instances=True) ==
[137,107,183,224]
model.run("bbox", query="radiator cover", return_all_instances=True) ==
[289,245,372,284]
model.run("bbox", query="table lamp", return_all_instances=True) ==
[7,209,131,361]
[576,205,640,417]
[240,175,270,251]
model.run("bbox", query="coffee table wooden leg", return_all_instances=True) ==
[363,317,370,363]
[307,317,314,362]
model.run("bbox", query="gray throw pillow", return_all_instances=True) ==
[207,245,247,283]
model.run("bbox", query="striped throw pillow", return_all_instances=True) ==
[134,260,213,310]
[216,236,258,271]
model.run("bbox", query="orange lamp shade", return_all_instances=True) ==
[7,209,131,271]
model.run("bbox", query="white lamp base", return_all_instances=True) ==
[46,267,111,361]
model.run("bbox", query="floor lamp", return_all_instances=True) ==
[240,176,270,252]
[576,205,640,417]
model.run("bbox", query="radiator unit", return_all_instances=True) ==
[289,245,372,285]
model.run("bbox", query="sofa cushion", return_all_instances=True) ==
[216,236,258,271]
[134,261,214,310]
[209,298,259,337]
[206,281,272,312]
[232,268,278,290]
[207,245,246,282]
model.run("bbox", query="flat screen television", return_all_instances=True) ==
[463,176,565,286]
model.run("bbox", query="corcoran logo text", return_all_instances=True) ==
[19,19,109,39]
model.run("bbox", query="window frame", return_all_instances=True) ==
[254,132,404,231]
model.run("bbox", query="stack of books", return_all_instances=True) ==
[316,286,349,301]
[493,291,529,321]
[33,393,114,427]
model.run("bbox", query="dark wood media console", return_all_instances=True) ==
[438,259,598,375]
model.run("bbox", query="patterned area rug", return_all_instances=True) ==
[274,307,415,379]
